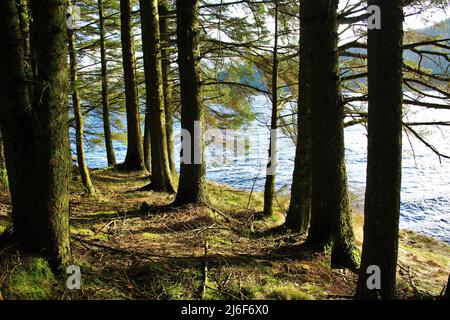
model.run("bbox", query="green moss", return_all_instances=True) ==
[242,279,317,300]
[142,232,160,239]
[70,227,109,241]
[7,257,57,300]
[268,284,315,300]
[209,235,231,246]
[0,169,9,190]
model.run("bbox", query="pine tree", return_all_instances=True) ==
[68,18,96,195]
[284,0,312,233]
[173,0,207,205]
[139,0,175,192]
[0,0,72,269]
[159,0,177,175]
[120,0,145,171]
[98,0,116,167]
[263,0,279,217]
[304,0,358,269]
[356,0,404,300]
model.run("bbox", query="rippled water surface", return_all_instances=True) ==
[80,96,450,243]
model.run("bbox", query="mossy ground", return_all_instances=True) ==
[0,167,448,300]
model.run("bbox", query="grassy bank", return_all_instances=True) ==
[0,168,448,300]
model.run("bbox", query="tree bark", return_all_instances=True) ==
[0,0,72,269]
[356,0,404,300]
[16,0,30,74]
[139,0,175,192]
[98,0,116,167]
[173,0,207,205]
[120,0,145,171]
[68,24,96,195]
[263,0,279,217]
[159,0,176,175]
[305,0,358,269]
[284,1,312,233]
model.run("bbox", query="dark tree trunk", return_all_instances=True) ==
[284,1,312,233]
[139,0,175,192]
[263,0,279,217]
[98,0,116,167]
[68,25,96,195]
[120,0,145,171]
[305,0,358,269]
[356,0,404,300]
[173,0,206,206]
[0,0,72,269]
[159,0,176,175]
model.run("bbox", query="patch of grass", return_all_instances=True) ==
[402,244,450,266]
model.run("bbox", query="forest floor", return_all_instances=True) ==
[0,167,449,300]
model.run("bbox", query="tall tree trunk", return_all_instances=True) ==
[173,0,206,206]
[98,0,116,167]
[263,0,279,217]
[284,2,312,233]
[356,0,404,300]
[0,0,72,269]
[68,25,96,195]
[139,0,175,192]
[159,0,176,175]
[305,0,358,269]
[120,0,145,171]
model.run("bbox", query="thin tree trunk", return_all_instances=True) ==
[159,0,176,175]
[263,0,279,217]
[139,0,175,192]
[284,1,312,233]
[173,0,207,206]
[357,0,404,300]
[305,0,358,269]
[98,0,116,167]
[68,25,96,195]
[0,0,72,269]
[120,0,145,171]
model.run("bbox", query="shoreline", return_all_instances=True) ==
[1,167,448,300]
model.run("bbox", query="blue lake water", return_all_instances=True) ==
[79,95,450,244]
